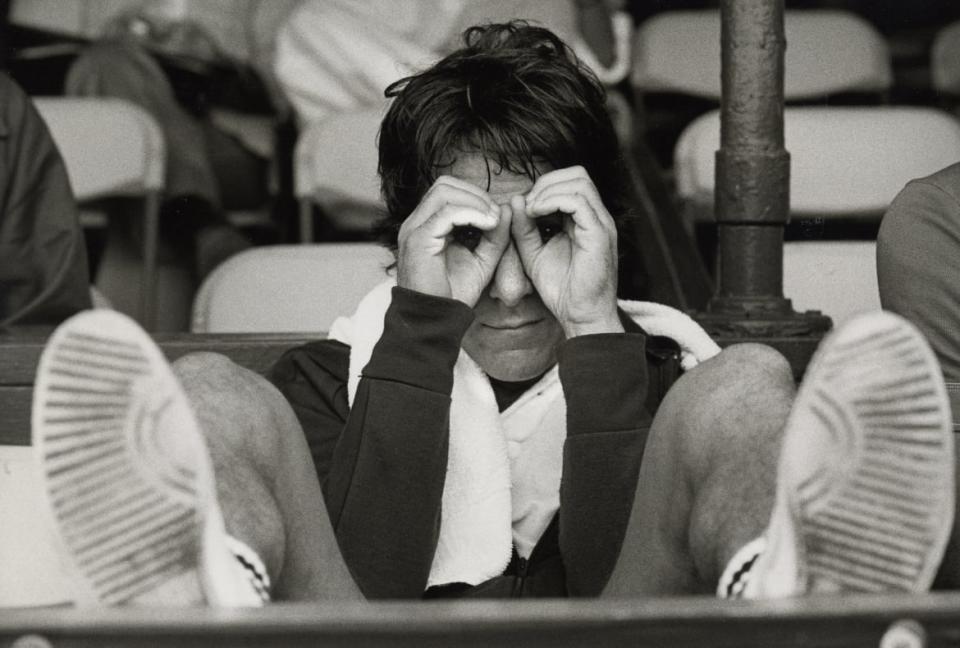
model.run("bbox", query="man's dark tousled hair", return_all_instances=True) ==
[376,21,629,249]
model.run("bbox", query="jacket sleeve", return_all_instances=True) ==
[557,332,652,596]
[0,73,91,328]
[273,287,473,599]
[878,172,960,386]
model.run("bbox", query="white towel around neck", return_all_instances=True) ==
[327,279,720,589]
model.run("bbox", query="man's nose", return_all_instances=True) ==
[488,240,533,307]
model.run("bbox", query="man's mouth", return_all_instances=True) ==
[485,319,543,331]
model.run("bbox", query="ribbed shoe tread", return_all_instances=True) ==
[791,313,953,593]
[33,312,206,606]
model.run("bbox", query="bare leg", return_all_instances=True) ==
[172,352,361,601]
[33,311,361,604]
[606,313,954,598]
[603,343,795,596]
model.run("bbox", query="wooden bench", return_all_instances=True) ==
[0,330,316,446]
[4,594,960,647]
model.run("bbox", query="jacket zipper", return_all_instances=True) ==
[513,557,529,597]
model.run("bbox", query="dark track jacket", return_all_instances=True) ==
[0,72,91,329]
[270,287,681,599]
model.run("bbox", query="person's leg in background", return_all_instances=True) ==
[65,39,250,283]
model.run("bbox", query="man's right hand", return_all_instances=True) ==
[397,177,509,307]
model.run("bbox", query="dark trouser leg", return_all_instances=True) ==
[66,39,221,207]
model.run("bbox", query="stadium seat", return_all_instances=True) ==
[191,243,393,333]
[294,107,385,242]
[632,9,892,100]
[674,106,960,218]
[32,97,166,328]
[674,106,960,329]
[632,9,892,166]
[933,20,960,106]
[783,240,879,327]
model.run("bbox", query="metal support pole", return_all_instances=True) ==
[695,0,830,380]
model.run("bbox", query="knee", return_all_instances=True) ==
[67,39,161,92]
[174,350,249,387]
[173,352,282,419]
[707,342,791,376]
[681,343,793,402]
[658,344,795,465]
[173,352,292,469]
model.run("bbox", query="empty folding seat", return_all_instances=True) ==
[674,106,960,327]
[294,108,385,242]
[674,106,960,219]
[32,97,166,328]
[191,243,392,333]
[633,9,892,164]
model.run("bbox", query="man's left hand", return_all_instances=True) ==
[511,166,623,338]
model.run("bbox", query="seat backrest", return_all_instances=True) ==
[783,240,879,327]
[932,20,960,96]
[191,244,394,333]
[632,9,891,100]
[294,107,384,206]
[674,106,960,216]
[31,97,165,200]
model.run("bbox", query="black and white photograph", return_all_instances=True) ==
[2,1,960,645]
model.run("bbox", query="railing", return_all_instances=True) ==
[3,595,960,647]
[0,330,316,446]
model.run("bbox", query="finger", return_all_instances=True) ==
[433,175,498,207]
[526,177,605,218]
[510,194,544,254]
[406,181,498,230]
[525,165,590,205]
[473,203,512,263]
[527,194,605,240]
[422,205,500,241]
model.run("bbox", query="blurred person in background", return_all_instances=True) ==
[274,0,631,127]
[0,72,91,329]
[63,0,299,281]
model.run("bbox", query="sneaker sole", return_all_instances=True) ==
[783,312,954,593]
[33,311,213,605]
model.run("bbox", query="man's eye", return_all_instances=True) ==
[537,211,566,243]
[451,225,482,251]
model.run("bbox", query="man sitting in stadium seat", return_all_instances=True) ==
[29,23,954,605]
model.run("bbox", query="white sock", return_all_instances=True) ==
[716,537,766,599]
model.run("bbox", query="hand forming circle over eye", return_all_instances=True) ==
[511,166,623,338]
[397,176,511,307]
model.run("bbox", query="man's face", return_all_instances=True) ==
[447,153,565,381]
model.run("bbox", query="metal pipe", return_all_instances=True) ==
[713,0,790,310]
[697,0,831,380]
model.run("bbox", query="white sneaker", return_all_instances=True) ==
[746,311,954,597]
[33,310,261,606]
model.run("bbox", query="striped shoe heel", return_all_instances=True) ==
[32,310,218,606]
[746,311,954,597]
